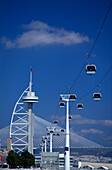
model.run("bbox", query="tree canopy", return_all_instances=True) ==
[21,150,35,168]
[7,150,21,168]
[7,150,35,168]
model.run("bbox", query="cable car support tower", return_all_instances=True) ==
[10,69,38,154]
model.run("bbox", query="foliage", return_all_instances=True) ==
[7,150,35,168]
[7,150,21,168]
[21,150,35,168]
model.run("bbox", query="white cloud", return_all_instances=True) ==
[70,115,112,127]
[71,114,82,119]
[81,128,104,134]
[52,114,112,127]
[2,20,90,48]
[72,118,97,125]
[99,120,112,127]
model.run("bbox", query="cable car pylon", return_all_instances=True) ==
[60,94,76,170]
[10,68,38,154]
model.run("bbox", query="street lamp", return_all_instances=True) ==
[47,126,65,152]
[42,136,49,152]
[47,127,56,152]
[40,144,44,153]
[60,94,76,170]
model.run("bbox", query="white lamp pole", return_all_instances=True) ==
[50,133,53,152]
[47,127,56,153]
[45,139,47,153]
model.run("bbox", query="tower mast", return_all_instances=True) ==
[23,68,38,154]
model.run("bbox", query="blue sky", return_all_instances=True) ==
[0,0,112,147]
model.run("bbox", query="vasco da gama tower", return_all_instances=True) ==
[10,69,38,154]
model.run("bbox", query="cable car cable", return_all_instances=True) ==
[66,2,112,93]
[52,2,112,121]
[81,66,112,99]
[89,2,112,57]
[53,100,60,122]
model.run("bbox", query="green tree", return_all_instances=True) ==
[21,150,35,168]
[7,150,21,168]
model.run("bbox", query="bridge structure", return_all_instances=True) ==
[0,115,104,150]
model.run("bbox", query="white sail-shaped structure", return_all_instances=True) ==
[10,70,38,154]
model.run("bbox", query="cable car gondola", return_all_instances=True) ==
[77,103,83,109]
[53,120,58,125]
[50,130,54,133]
[47,132,50,135]
[53,133,56,136]
[57,133,60,136]
[61,129,65,132]
[69,115,72,120]
[69,94,76,101]
[93,93,101,101]
[86,64,96,75]
[59,102,65,107]
[60,96,62,100]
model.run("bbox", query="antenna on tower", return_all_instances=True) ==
[29,67,34,93]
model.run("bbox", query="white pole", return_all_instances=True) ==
[50,133,52,152]
[28,107,33,154]
[41,145,43,153]
[28,69,33,154]
[45,140,47,152]
[65,100,70,170]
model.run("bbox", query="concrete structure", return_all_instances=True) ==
[41,152,59,169]
[7,138,11,151]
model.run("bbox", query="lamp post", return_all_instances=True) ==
[40,144,44,153]
[42,136,49,152]
[47,127,56,152]
[47,126,64,152]
[60,94,76,170]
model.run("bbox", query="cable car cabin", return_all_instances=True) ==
[59,102,65,107]
[69,115,72,120]
[69,94,76,101]
[47,132,50,135]
[57,133,60,136]
[53,120,58,124]
[61,129,65,132]
[50,130,54,133]
[86,64,96,75]
[77,103,83,109]
[53,133,56,136]
[60,96,62,100]
[93,93,101,101]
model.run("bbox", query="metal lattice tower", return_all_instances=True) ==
[10,69,38,154]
